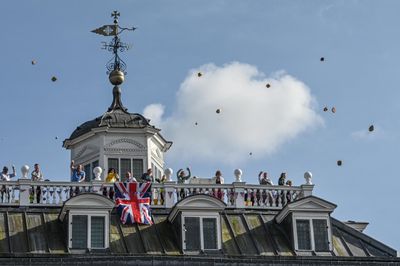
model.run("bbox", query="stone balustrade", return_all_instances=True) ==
[0,179,314,209]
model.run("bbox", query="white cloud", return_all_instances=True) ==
[143,103,165,128]
[144,62,323,163]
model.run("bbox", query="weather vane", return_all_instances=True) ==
[91,11,136,86]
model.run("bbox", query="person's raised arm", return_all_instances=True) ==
[70,160,75,172]
[184,167,191,180]
[258,171,263,183]
[10,165,16,178]
[176,169,183,179]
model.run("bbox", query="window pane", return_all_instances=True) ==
[296,219,311,250]
[91,216,105,248]
[132,159,143,180]
[203,218,217,249]
[84,164,91,182]
[157,169,162,181]
[108,158,119,175]
[120,159,131,181]
[313,219,329,251]
[72,215,87,249]
[151,163,156,180]
[91,160,99,180]
[184,217,200,251]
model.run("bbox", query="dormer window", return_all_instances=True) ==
[70,213,107,249]
[183,214,220,251]
[275,196,336,254]
[59,193,115,252]
[168,194,226,253]
[295,217,330,251]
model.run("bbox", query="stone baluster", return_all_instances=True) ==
[52,186,56,204]
[277,189,282,207]
[11,185,16,203]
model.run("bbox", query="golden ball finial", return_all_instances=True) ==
[109,70,125,85]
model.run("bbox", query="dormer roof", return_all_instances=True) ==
[168,194,226,223]
[58,193,115,221]
[275,195,337,224]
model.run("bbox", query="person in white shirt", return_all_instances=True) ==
[125,171,137,182]
[1,166,16,181]
[1,165,15,202]
[31,164,44,181]
[31,163,44,203]
[258,171,273,185]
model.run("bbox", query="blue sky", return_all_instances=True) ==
[0,1,399,250]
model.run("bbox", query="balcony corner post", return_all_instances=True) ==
[91,180,104,195]
[300,184,314,197]
[233,182,246,208]
[18,178,31,206]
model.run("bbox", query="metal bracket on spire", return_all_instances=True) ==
[91,11,136,75]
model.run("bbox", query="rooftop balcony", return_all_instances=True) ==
[0,175,314,210]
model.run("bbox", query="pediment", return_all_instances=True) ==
[289,199,335,211]
[276,196,337,224]
[168,194,226,222]
[59,193,115,221]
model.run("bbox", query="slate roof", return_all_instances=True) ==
[0,207,396,258]
[64,85,155,141]
[67,109,151,140]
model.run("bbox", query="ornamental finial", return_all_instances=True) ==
[91,11,136,86]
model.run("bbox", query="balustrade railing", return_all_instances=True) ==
[0,179,314,209]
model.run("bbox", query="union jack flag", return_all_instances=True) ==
[114,182,153,225]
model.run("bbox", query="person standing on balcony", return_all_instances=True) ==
[31,164,44,181]
[70,161,85,182]
[105,168,120,183]
[31,163,44,203]
[141,168,153,182]
[277,172,288,205]
[258,171,274,206]
[278,172,286,186]
[285,179,293,203]
[212,170,224,200]
[259,171,273,185]
[125,171,137,182]
[103,168,120,199]
[0,165,15,202]
[177,167,191,200]
[1,166,16,181]
[158,174,167,204]
[177,167,191,184]
[70,161,85,197]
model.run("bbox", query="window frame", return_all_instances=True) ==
[181,212,221,252]
[107,157,145,178]
[292,213,332,252]
[68,210,109,250]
